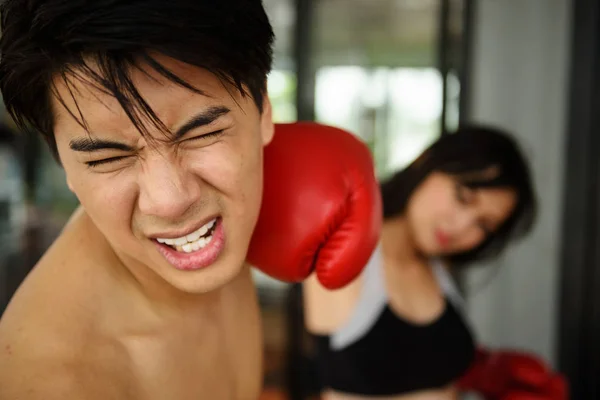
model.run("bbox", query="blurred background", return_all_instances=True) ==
[0,0,598,398]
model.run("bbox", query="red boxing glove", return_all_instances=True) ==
[457,347,569,400]
[247,122,382,289]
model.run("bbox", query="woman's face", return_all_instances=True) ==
[405,171,517,256]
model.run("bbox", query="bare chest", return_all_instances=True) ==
[135,324,262,399]
[78,296,263,399]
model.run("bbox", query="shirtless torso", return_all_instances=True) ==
[0,210,262,400]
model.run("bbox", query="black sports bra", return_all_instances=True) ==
[311,246,476,396]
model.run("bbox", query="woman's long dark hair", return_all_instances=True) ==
[380,124,537,266]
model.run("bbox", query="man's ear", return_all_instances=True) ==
[260,94,274,146]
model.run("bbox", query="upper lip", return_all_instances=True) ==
[148,215,219,240]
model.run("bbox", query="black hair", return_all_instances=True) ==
[0,0,275,161]
[380,124,537,266]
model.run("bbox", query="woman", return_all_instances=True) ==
[302,125,563,400]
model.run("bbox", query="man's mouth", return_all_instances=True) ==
[152,217,225,271]
[155,218,218,253]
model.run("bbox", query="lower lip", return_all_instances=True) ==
[154,219,225,271]
[435,230,450,247]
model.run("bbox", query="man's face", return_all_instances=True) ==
[52,55,274,294]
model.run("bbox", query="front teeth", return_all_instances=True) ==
[156,218,217,251]
[178,236,213,253]
[173,237,187,246]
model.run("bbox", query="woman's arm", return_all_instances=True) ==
[302,271,363,334]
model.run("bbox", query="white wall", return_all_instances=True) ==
[464,0,571,366]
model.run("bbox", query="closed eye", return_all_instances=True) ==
[455,182,471,204]
[85,130,225,168]
[86,156,129,168]
[185,129,225,142]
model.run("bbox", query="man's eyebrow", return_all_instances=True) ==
[173,105,231,139]
[68,105,231,153]
[69,138,134,153]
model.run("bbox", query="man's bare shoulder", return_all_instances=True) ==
[0,212,103,332]
[2,207,115,324]
[0,305,129,400]
[0,208,118,394]
[0,289,95,400]
[0,281,89,396]
[38,206,113,270]
[0,350,130,400]
[0,351,79,400]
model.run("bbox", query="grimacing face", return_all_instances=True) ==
[405,172,517,256]
[52,54,274,294]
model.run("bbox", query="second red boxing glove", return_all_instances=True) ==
[457,347,568,400]
[247,122,382,289]
[502,374,568,400]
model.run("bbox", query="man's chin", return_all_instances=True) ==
[161,255,247,295]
